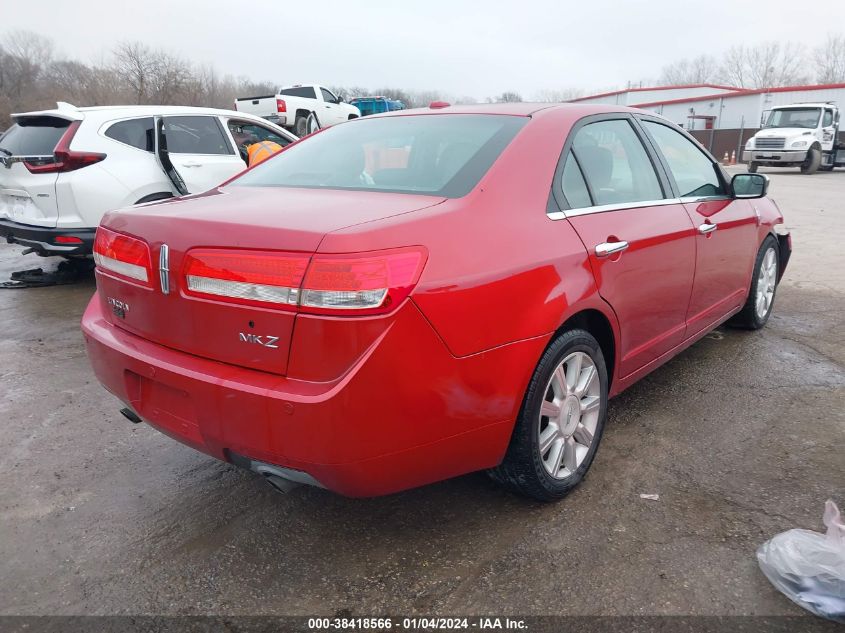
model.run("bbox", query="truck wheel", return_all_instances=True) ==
[294,116,308,137]
[800,147,821,174]
[748,162,758,173]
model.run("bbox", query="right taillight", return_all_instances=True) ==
[180,246,426,316]
[300,248,426,315]
[276,99,287,113]
[93,227,153,286]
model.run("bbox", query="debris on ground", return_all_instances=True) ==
[757,500,845,623]
[639,494,660,501]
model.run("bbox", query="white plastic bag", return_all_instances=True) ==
[757,500,845,622]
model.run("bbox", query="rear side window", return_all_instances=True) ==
[232,114,527,198]
[641,120,725,198]
[279,86,317,99]
[0,117,70,156]
[162,116,233,155]
[105,117,154,152]
[571,119,663,206]
[560,153,592,209]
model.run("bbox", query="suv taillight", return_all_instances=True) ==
[276,99,287,113]
[25,120,106,174]
[183,247,427,316]
[93,227,153,286]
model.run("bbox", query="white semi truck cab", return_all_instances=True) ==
[743,102,845,173]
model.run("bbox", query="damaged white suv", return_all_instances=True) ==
[0,103,295,257]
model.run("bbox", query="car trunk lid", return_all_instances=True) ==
[96,186,444,375]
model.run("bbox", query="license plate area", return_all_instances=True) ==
[125,370,202,444]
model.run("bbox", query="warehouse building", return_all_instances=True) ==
[570,83,845,161]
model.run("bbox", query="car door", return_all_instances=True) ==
[320,88,344,126]
[639,118,759,338]
[554,116,697,379]
[160,115,243,193]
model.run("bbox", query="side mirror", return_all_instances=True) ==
[732,173,768,199]
[305,111,321,136]
[337,95,344,103]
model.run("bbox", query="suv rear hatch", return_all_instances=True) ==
[95,186,443,376]
[0,113,81,227]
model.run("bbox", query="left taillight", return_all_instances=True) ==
[25,120,106,174]
[181,247,427,316]
[93,227,153,286]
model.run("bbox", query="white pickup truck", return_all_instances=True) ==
[235,85,361,136]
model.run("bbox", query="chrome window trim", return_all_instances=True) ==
[679,195,732,204]
[547,197,681,220]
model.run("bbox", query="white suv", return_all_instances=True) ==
[0,103,296,257]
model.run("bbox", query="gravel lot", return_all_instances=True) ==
[0,167,843,617]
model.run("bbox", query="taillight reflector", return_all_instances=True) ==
[55,235,84,244]
[181,247,427,315]
[24,120,106,174]
[93,227,152,285]
[276,99,287,113]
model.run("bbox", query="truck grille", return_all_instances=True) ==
[754,137,786,149]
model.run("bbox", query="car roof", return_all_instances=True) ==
[368,102,648,118]
[11,104,282,123]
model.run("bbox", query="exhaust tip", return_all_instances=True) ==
[263,473,301,494]
[120,407,143,424]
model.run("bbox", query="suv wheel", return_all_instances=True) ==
[489,329,608,501]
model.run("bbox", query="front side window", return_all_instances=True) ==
[279,86,317,99]
[106,117,154,152]
[642,120,725,198]
[232,114,527,198]
[162,116,233,155]
[763,108,821,129]
[320,88,337,104]
[823,110,834,127]
[227,120,291,162]
[570,119,663,206]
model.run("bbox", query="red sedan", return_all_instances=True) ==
[82,103,790,500]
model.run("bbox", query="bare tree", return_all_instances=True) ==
[814,34,845,83]
[720,42,809,88]
[659,54,720,85]
[532,88,584,102]
[496,91,522,103]
[112,42,161,103]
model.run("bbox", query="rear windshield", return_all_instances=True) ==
[0,117,70,156]
[279,86,317,99]
[232,114,527,198]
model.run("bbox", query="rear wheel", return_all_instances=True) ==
[800,147,821,174]
[730,236,779,330]
[294,115,308,137]
[489,329,608,501]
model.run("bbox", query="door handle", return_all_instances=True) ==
[698,222,717,234]
[595,240,629,257]
[181,162,202,168]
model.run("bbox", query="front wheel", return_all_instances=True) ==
[800,147,821,174]
[748,162,758,173]
[489,329,608,501]
[730,236,779,330]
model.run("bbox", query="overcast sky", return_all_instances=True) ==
[5,0,838,98]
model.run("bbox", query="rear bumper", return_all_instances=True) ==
[0,219,94,256]
[81,294,544,497]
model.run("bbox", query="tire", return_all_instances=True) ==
[730,235,779,330]
[489,329,608,501]
[294,116,308,137]
[748,162,758,173]
[800,147,821,174]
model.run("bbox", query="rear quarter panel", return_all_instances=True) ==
[319,108,614,359]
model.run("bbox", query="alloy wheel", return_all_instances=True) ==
[538,351,601,479]
[755,247,777,320]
